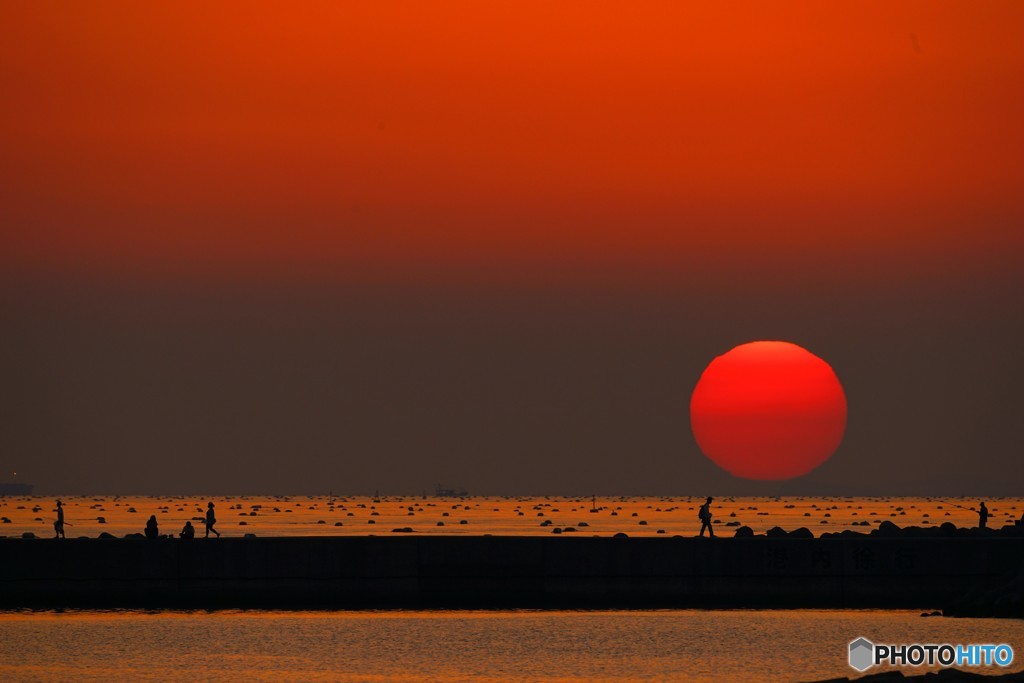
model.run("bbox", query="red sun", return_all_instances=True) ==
[690,341,847,480]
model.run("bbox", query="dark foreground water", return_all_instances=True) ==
[0,609,1021,682]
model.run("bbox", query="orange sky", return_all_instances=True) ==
[2,1,1023,283]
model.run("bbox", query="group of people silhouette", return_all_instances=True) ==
[144,502,220,539]
[53,500,220,539]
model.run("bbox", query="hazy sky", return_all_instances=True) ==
[2,2,1022,494]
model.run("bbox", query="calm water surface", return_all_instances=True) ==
[0,609,1021,682]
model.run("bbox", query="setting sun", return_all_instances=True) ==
[690,341,848,480]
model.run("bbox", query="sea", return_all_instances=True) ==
[2,494,1018,538]
[2,495,1021,682]
[1,609,1022,682]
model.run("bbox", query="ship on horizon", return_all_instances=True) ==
[434,483,469,497]
[0,482,34,496]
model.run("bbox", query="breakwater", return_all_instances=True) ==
[2,535,1022,610]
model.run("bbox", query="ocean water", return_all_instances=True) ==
[2,495,1020,539]
[0,609,1021,682]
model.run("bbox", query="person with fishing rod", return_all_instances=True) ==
[53,500,66,539]
[937,498,991,530]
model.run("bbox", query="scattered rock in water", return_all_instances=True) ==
[613,532,628,539]
[725,521,740,527]
[239,521,247,526]
[391,527,414,533]
[244,533,257,538]
[459,520,468,525]
[551,527,562,534]
[334,522,343,527]
[21,532,36,539]
[97,517,106,523]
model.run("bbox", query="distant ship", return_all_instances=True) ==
[0,483,34,496]
[434,483,469,497]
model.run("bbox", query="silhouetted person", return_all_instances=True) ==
[205,502,220,538]
[53,500,65,539]
[145,515,159,539]
[978,501,989,529]
[699,496,715,537]
[180,521,195,539]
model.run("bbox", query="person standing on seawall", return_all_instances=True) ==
[205,502,221,538]
[698,497,715,538]
[54,500,65,539]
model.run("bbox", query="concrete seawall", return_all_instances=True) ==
[2,536,1022,609]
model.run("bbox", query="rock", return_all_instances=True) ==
[733,526,754,538]
[725,521,740,527]
[873,520,902,537]
[613,532,628,539]
[334,522,343,526]
[766,526,788,538]
[391,527,414,533]
[21,532,36,539]
[244,533,257,538]
[789,527,814,539]
[552,528,562,534]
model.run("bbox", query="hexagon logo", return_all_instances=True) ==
[849,637,875,672]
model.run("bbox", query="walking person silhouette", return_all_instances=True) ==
[698,496,715,538]
[54,500,65,539]
[978,501,989,529]
[204,502,220,538]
